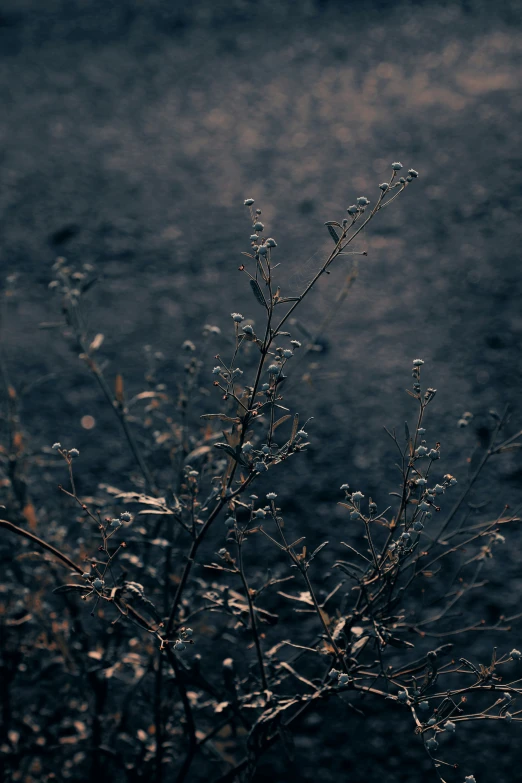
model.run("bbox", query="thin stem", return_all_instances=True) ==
[237,540,268,691]
[0,518,84,575]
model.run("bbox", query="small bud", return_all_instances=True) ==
[52,442,62,450]
[425,737,438,751]
[413,520,424,532]
[242,441,253,453]
[182,627,193,638]
[253,222,264,232]
[266,492,277,500]
[399,176,406,183]
[188,470,199,477]
[224,517,235,527]
[347,205,358,215]
[433,484,444,495]
[351,491,364,502]
[254,508,266,518]
[428,449,440,460]
[340,484,350,491]
[290,340,302,348]
[415,446,428,457]
[242,324,254,334]
[338,673,350,685]
[265,238,277,248]
[464,777,477,783]
[391,162,403,170]
[93,578,104,590]
[297,430,308,438]
[268,364,280,374]
[212,366,221,374]
[408,168,419,178]
[69,448,80,458]
[258,245,268,256]
[250,234,259,241]
[419,701,430,711]
[419,501,430,512]
[505,712,513,723]
[356,196,369,206]
[444,720,456,733]
[400,532,412,546]
[254,462,267,472]
[174,641,186,652]
[379,183,389,192]
[110,519,122,528]
[244,198,255,206]
[283,349,293,358]
[412,359,424,366]
[510,649,522,660]
[397,690,408,703]
[120,512,132,522]
[182,340,196,351]
[231,313,244,323]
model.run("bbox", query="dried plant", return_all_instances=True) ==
[1,162,521,783]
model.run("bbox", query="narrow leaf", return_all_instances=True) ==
[290,414,299,444]
[308,541,329,563]
[271,414,291,433]
[387,637,415,649]
[214,443,239,459]
[325,224,341,244]
[53,584,90,595]
[200,414,240,422]
[250,279,268,309]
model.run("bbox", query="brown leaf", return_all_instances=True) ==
[115,373,124,403]
[23,502,38,531]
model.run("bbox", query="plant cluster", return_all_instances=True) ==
[1,162,521,783]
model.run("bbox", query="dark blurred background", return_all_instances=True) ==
[1,0,522,781]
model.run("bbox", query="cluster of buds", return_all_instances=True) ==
[344,490,365,521]
[345,164,418,220]
[414,442,440,461]
[107,510,132,533]
[244,198,277,259]
[52,443,80,459]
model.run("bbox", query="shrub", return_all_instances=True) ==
[1,163,521,782]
